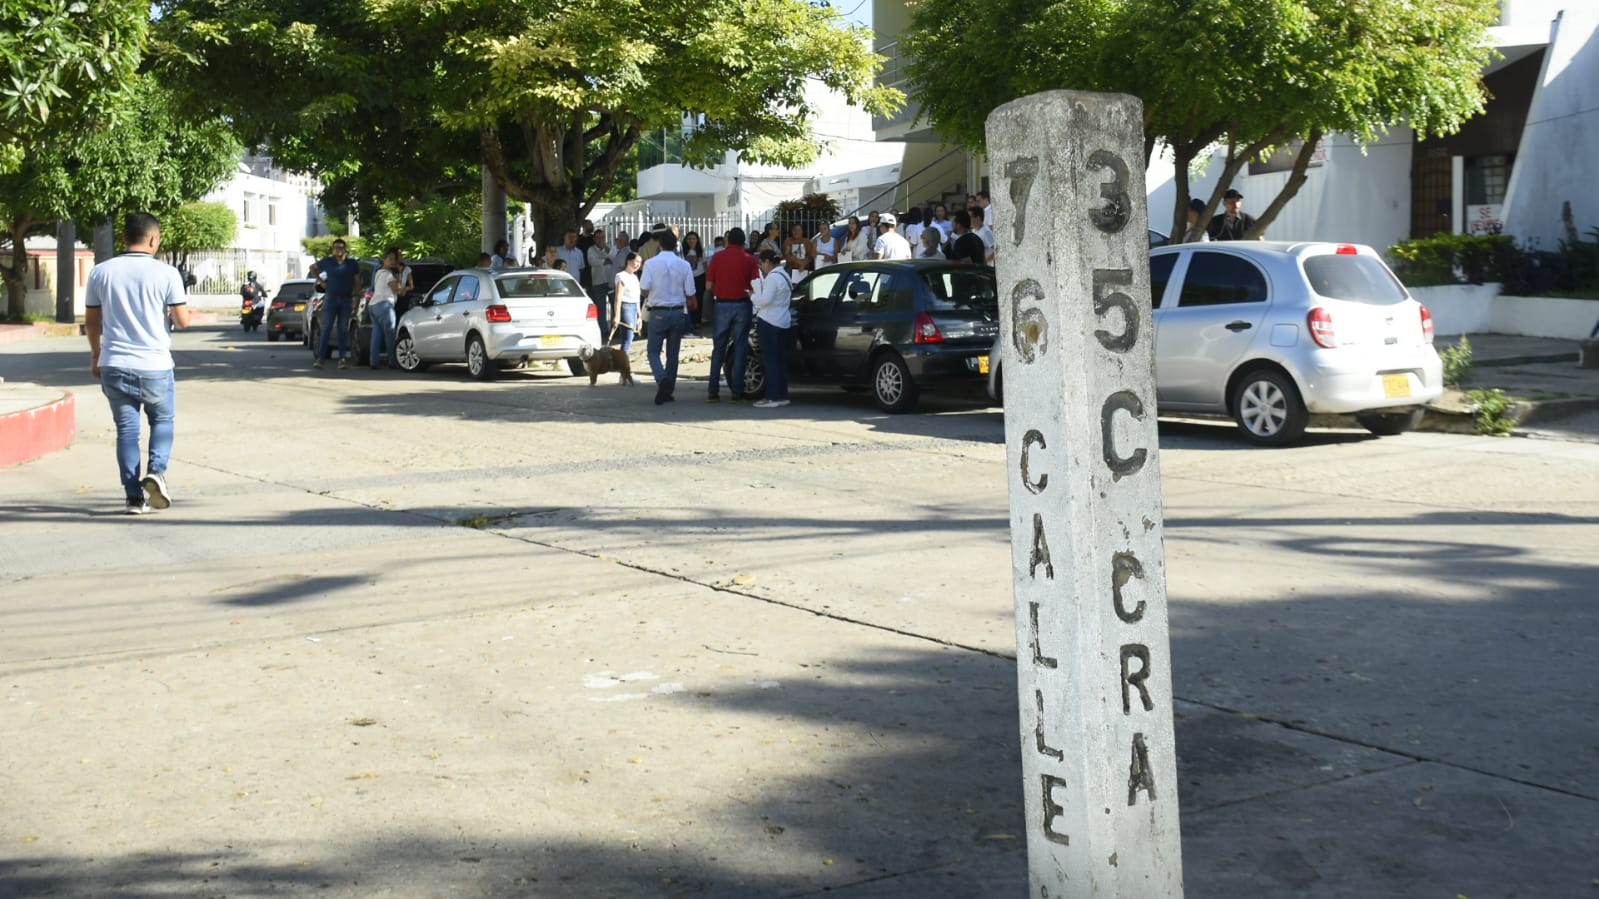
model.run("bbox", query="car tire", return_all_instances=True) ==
[1356,408,1424,436]
[871,352,919,413]
[566,357,585,376]
[1231,369,1307,446]
[466,334,495,381]
[743,353,766,398]
[395,331,427,372]
[267,331,280,343]
[349,325,367,367]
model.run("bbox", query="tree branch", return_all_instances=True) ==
[1247,129,1323,239]
[480,128,537,204]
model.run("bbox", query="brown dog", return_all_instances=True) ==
[579,344,634,385]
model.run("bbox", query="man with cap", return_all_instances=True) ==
[1182,198,1212,243]
[872,212,912,260]
[1207,188,1258,241]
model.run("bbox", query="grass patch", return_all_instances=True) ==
[452,512,521,529]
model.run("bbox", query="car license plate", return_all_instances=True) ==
[1382,373,1411,398]
[977,354,990,375]
[540,335,564,347]
[294,303,306,311]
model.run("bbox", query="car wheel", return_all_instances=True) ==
[349,325,367,366]
[466,334,495,380]
[566,357,585,376]
[267,330,280,343]
[871,352,919,413]
[1356,408,1424,436]
[743,353,766,398]
[395,331,427,372]
[1231,369,1307,446]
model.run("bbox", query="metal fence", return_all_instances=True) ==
[180,249,309,295]
[591,210,779,246]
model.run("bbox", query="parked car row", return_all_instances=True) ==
[986,241,1444,445]
[263,242,1442,447]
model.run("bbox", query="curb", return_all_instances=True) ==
[1418,394,1599,434]
[1470,352,1580,367]
[0,384,76,467]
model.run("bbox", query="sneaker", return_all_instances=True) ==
[730,394,748,404]
[313,358,324,369]
[124,500,152,515]
[707,394,720,403]
[771,399,792,408]
[338,358,350,370]
[753,399,776,408]
[141,472,171,510]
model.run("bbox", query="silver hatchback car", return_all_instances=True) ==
[394,267,602,380]
[990,241,1443,445]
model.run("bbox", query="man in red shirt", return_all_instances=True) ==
[704,227,762,402]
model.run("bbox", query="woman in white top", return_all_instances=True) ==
[813,227,838,269]
[916,228,945,259]
[840,217,871,264]
[683,232,708,329]
[611,252,642,353]
[750,248,792,408]
[368,250,401,368]
[781,223,813,285]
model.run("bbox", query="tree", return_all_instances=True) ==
[0,76,240,316]
[151,0,899,246]
[160,202,237,267]
[902,0,1499,239]
[0,0,147,174]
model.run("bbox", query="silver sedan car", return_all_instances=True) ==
[394,267,602,380]
[989,241,1444,445]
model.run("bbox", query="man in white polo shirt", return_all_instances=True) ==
[638,230,698,405]
[85,212,192,514]
[872,212,912,260]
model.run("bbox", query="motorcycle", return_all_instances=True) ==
[240,284,266,332]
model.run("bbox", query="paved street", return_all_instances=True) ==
[2,325,1597,898]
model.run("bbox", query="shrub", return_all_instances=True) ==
[1439,335,1473,387]
[1466,387,1516,436]
[1388,233,1515,286]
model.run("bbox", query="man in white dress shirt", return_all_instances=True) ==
[638,230,698,404]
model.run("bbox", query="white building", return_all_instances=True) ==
[621,78,905,230]
[187,152,332,293]
[873,0,1599,252]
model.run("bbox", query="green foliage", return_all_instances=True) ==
[1,75,241,317]
[1466,387,1515,436]
[1388,233,1514,286]
[1438,335,1473,387]
[0,0,148,174]
[1500,228,1599,298]
[160,202,237,262]
[774,194,841,239]
[902,0,1498,237]
[359,194,484,268]
[153,0,897,246]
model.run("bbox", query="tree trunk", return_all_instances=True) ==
[3,214,36,319]
[1245,131,1323,239]
[480,117,643,258]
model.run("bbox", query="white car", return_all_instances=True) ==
[394,267,602,380]
[990,241,1444,445]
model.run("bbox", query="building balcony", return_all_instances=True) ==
[873,40,931,141]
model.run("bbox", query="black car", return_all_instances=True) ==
[267,278,317,343]
[741,260,999,412]
[307,258,455,364]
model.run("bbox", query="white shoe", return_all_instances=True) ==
[753,399,776,408]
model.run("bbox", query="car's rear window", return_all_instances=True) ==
[1302,255,1408,304]
[922,268,998,313]
[495,275,587,298]
[280,285,316,301]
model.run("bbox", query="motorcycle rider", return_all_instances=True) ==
[240,270,267,330]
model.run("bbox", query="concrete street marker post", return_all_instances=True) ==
[988,90,1185,897]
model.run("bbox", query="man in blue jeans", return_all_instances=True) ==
[638,231,698,405]
[85,212,192,515]
[704,227,760,402]
[309,238,363,369]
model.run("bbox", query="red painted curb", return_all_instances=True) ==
[0,390,76,468]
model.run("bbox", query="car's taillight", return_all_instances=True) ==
[485,304,512,323]
[913,312,944,344]
[1308,307,1336,348]
[586,302,598,320]
[1420,304,1435,343]
[270,301,286,310]
[1335,244,1358,255]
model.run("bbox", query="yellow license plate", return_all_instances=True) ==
[540,335,564,347]
[294,303,306,311]
[1382,373,1411,398]
[978,355,990,375]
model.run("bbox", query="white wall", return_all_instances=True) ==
[1147,131,1413,249]
[1502,6,1599,249]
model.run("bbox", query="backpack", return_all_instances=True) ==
[241,281,259,302]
